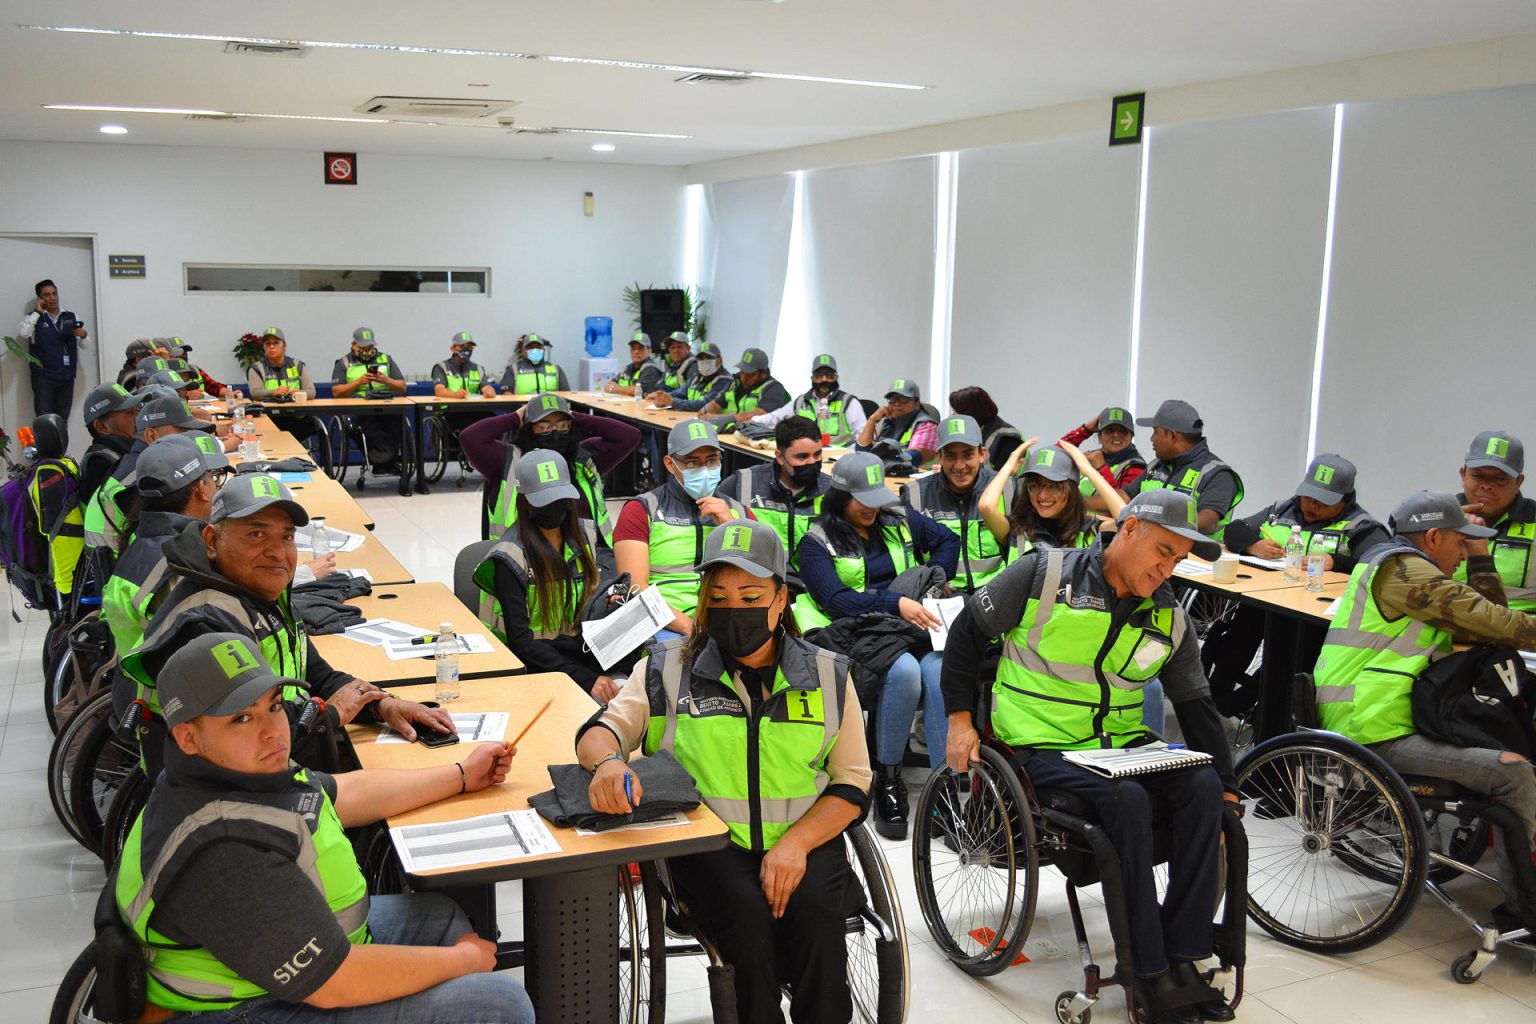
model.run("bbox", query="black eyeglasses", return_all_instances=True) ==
[530,420,573,436]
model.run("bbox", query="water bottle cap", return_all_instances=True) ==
[439,621,453,631]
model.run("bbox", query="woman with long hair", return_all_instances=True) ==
[980,439,1125,559]
[473,449,620,701]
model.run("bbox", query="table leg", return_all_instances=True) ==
[523,866,619,1024]
[1257,612,1300,742]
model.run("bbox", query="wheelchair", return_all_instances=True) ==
[620,821,909,1024]
[50,870,145,1024]
[912,741,1248,1024]
[1233,675,1530,984]
[324,409,416,492]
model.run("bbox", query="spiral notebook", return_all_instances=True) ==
[1062,742,1212,778]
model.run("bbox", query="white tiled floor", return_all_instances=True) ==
[5,486,1536,1022]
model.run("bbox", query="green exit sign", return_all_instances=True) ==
[1109,93,1145,146]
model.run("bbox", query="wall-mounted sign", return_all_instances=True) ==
[325,152,357,185]
[108,254,146,279]
[1109,93,1145,147]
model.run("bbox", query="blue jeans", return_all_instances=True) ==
[1141,678,1166,735]
[166,893,534,1024]
[874,651,948,768]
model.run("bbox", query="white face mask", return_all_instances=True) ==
[698,358,720,375]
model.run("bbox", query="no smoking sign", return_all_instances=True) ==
[324,151,357,185]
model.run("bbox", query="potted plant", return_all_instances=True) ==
[232,332,265,372]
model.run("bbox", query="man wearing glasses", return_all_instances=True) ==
[614,419,751,640]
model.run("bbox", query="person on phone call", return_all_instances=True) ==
[18,278,86,419]
[115,632,532,1024]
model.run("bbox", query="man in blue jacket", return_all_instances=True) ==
[17,278,88,418]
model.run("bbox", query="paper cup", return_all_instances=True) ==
[1212,554,1239,583]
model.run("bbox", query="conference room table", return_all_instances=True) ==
[310,582,522,684]
[347,673,729,1022]
[406,394,531,495]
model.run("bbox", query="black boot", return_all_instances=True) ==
[872,764,909,840]
[1134,971,1202,1024]
[1170,961,1234,1023]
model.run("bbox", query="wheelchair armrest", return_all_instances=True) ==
[93,871,147,1024]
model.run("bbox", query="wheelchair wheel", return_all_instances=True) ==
[618,862,666,1024]
[1178,588,1239,645]
[1236,731,1426,952]
[48,941,99,1024]
[69,697,141,859]
[101,767,150,867]
[44,645,77,735]
[326,416,351,484]
[846,822,909,1023]
[358,826,408,895]
[47,689,114,848]
[912,746,1037,976]
[422,414,449,485]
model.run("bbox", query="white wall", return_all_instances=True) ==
[0,141,687,386]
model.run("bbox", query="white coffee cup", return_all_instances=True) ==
[291,391,308,404]
[1211,553,1239,583]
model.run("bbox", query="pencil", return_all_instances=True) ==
[508,699,554,748]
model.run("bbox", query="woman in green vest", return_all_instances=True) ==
[500,332,570,394]
[980,439,1124,559]
[473,450,623,702]
[577,518,870,1024]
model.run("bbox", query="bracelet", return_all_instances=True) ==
[456,762,467,795]
[588,751,627,775]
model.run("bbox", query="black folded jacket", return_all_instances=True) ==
[234,457,320,474]
[529,749,702,832]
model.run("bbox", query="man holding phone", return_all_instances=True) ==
[331,327,408,477]
[17,278,87,418]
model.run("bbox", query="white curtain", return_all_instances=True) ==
[701,175,795,364]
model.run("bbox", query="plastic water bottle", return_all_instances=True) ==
[434,621,460,702]
[1306,549,1326,592]
[238,411,260,461]
[310,517,331,559]
[1283,526,1305,583]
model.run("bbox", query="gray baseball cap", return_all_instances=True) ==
[137,396,214,432]
[937,414,983,450]
[666,330,690,346]
[734,347,770,373]
[1465,431,1524,477]
[210,474,310,527]
[135,383,180,405]
[83,382,142,425]
[522,333,543,347]
[1389,491,1495,538]
[1117,490,1221,560]
[514,450,581,508]
[261,326,286,341]
[668,419,722,457]
[150,370,197,393]
[629,331,652,349]
[1296,453,1356,503]
[696,518,787,581]
[1098,407,1134,432]
[135,357,171,385]
[158,632,299,728]
[125,339,158,360]
[811,353,838,374]
[884,378,921,401]
[1023,445,1080,484]
[451,331,476,347]
[136,433,230,499]
[697,342,722,359]
[1136,399,1203,435]
[828,452,898,508]
[524,392,572,425]
[352,327,377,346]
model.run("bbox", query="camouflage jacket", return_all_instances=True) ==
[1373,551,1536,649]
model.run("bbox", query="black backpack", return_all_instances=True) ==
[1411,645,1536,759]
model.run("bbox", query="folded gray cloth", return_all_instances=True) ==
[234,457,320,474]
[888,564,947,600]
[295,573,372,601]
[529,749,702,832]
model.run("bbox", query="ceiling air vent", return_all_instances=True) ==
[508,126,566,135]
[355,96,518,119]
[675,73,751,85]
[224,41,307,58]
[184,113,248,123]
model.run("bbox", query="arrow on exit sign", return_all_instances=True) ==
[1109,93,1145,146]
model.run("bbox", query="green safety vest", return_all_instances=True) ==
[472,520,597,641]
[992,548,1179,749]
[1136,452,1244,542]
[489,446,613,546]
[1314,541,1452,745]
[632,485,747,618]
[792,391,854,443]
[343,352,394,398]
[904,470,1007,593]
[728,464,825,574]
[1077,454,1147,496]
[254,359,303,393]
[1001,516,1100,566]
[1452,498,1536,613]
[27,458,84,597]
[662,357,696,392]
[685,372,728,403]
[721,379,769,414]
[1258,517,1356,557]
[510,363,561,394]
[616,358,659,389]
[116,766,369,1012]
[84,449,142,550]
[441,361,485,394]
[100,512,193,655]
[791,517,917,631]
[642,637,846,851]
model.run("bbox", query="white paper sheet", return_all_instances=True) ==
[337,568,373,583]
[376,711,509,744]
[921,596,967,651]
[383,633,495,660]
[575,811,690,837]
[1174,558,1213,577]
[1237,554,1287,571]
[581,586,672,669]
[295,522,365,553]
[391,809,560,873]
[342,618,433,647]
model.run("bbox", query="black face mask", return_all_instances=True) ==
[787,462,821,488]
[529,501,572,530]
[812,380,836,398]
[707,605,778,659]
[532,430,578,459]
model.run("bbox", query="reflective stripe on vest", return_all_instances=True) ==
[685,372,727,402]
[84,469,135,550]
[444,366,484,393]
[1136,456,1244,542]
[1314,541,1452,745]
[791,519,916,631]
[1453,516,1536,612]
[512,364,560,394]
[257,360,302,390]
[992,549,1178,750]
[643,640,845,851]
[472,520,597,641]
[636,489,746,618]
[903,475,1004,592]
[663,357,696,392]
[345,354,392,396]
[721,380,768,414]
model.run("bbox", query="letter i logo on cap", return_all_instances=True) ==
[1489,437,1511,459]
[541,395,559,411]
[212,640,260,678]
[722,524,752,552]
[688,422,709,440]
[947,419,964,435]
[194,434,219,456]
[251,477,281,499]
[537,461,559,484]
[865,464,883,486]
[1315,465,1334,484]
[1037,449,1055,465]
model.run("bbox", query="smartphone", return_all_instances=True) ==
[417,726,459,748]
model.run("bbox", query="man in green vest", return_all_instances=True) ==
[717,414,828,589]
[1456,430,1536,613]
[702,346,791,422]
[605,331,664,396]
[501,332,570,394]
[245,327,321,449]
[430,331,499,440]
[903,414,1011,593]
[84,395,219,554]
[647,341,731,411]
[1122,399,1244,542]
[943,490,1240,1024]
[115,631,532,1022]
[331,327,407,479]
[79,381,144,502]
[746,353,869,446]
[1315,490,1536,929]
[659,330,696,391]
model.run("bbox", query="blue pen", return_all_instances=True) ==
[623,771,635,816]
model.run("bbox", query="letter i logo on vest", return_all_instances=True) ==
[1180,468,1202,489]
[537,460,559,484]
[722,524,752,552]
[1489,437,1511,459]
[212,640,260,678]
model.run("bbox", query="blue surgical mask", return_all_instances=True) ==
[680,465,721,500]
[526,348,545,365]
